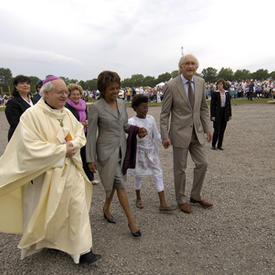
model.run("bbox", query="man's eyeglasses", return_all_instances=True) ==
[182,62,196,66]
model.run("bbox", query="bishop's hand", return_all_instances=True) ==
[66,142,76,157]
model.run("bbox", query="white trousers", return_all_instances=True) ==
[134,173,164,193]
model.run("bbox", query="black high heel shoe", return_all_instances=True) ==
[103,212,116,224]
[128,224,141,237]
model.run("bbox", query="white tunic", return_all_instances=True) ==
[127,115,162,176]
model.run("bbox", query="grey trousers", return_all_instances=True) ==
[172,132,208,204]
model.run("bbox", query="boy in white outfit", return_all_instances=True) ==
[127,95,175,211]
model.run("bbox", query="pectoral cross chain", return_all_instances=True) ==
[57,119,64,127]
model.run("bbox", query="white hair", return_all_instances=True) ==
[178,54,199,70]
[40,81,54,97]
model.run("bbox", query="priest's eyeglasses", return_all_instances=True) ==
[55,90,69,96]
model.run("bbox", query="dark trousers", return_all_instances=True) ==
[81,145,94,181]
[212,107,227,148]
[247,90,253,100]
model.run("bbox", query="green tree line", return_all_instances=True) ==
[0,67,274,94]
[201,67,275,83]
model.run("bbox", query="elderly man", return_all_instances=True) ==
[160,54,213,214]
[0,76,101,264]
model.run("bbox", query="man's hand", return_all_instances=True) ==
[162,138,171,149]
[211,117,215,121]
[66,142,76,157]
[206,132,212,143]
[88,162,97,173]
[138,127,147,138]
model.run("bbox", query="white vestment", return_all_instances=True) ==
[0,99,93,264]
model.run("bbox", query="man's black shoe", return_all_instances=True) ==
[80,251,102,264]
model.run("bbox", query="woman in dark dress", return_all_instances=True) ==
[5,75,38,141]
[210,79,232,150]
[65,84,96,183]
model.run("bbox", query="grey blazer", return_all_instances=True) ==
[160,75,211,148]
[86,98,130,165]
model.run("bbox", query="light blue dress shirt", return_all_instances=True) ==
[180,74,194,97]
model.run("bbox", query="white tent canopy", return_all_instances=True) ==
[155,82,165,88]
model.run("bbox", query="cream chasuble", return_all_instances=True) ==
[0,99,93,264]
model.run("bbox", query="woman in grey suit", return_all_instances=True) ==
[86,71,147,237]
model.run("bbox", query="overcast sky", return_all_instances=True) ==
[1,0,274,80]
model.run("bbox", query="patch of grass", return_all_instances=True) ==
[128,98,271,106]
[230,98,271,105]
[139,98,271,107]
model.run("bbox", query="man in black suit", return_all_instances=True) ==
[210,79,232,150]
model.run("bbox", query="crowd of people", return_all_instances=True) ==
[0,53,270,266]
[0,94,9,106]
[1,79,274,107]
[206,80,275,100]
[82,78,275,103]
[81,86,164,103]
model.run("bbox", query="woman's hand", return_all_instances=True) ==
[88,162,97,173]
[81,120,88,127]
[211,117,215,121]
[138,127,147,138]
[206,132,212,143]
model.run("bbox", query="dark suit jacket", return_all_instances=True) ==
[33,93,41,103]
[5,94,38,141]
[210,91,232,122]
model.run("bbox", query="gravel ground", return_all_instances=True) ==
[0,103,274,275]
